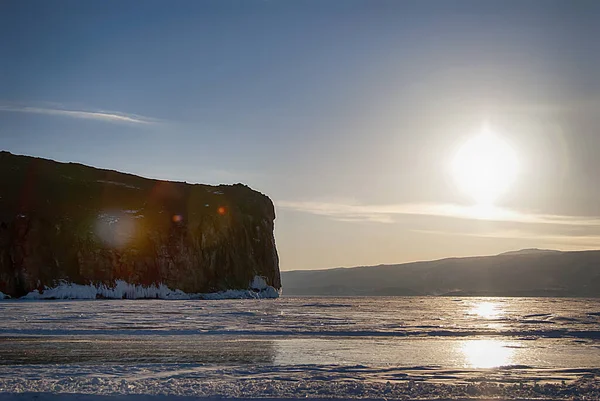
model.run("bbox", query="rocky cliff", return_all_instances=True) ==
[0,151,280,298]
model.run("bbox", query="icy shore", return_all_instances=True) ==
[15,276,280,300]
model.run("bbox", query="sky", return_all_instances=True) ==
[1,0,600,271]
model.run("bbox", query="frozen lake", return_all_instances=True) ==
[1,297,599,399]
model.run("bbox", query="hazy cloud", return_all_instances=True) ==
[276,200,600,227]
[0,105,158,125]
[413,228,600,249]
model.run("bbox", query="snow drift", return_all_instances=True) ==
[18,276,280,300]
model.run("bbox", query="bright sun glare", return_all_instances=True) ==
[452,125,518,205]
[470,301,503,319]
[462,340,514,369]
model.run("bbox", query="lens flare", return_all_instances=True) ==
[94,212,136,249]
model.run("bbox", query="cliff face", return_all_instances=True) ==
[0,152,280,298]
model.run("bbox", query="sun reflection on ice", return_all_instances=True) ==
[470,301,503,319]
[462,340,514,368]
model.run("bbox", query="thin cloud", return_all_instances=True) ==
[413,228,600,249]
[0,105,158,125]
[276,200,600,227]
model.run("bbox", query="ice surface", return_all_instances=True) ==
[0,363,599,400]
[199,286,280,300]
[0,290,7,299]
[19,276,280,300]
[1,297,600,400]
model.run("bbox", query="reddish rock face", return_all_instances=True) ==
[0,152,280,298]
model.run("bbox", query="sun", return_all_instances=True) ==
[451,125,518,205]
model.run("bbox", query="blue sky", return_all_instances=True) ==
[2,0,600,270]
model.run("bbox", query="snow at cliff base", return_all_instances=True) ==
[18,276,280,300]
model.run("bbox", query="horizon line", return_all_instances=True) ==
[281,247,600,272]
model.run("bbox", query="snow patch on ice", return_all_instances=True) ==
[19,276,280,300]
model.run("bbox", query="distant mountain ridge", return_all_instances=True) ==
[282,249,600,297]
[499,248,562,256]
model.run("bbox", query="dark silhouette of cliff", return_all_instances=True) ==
[0,151,280,298]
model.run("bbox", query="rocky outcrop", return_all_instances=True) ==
[0,151,280,298]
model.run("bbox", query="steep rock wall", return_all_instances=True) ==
[0,152,280,298]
